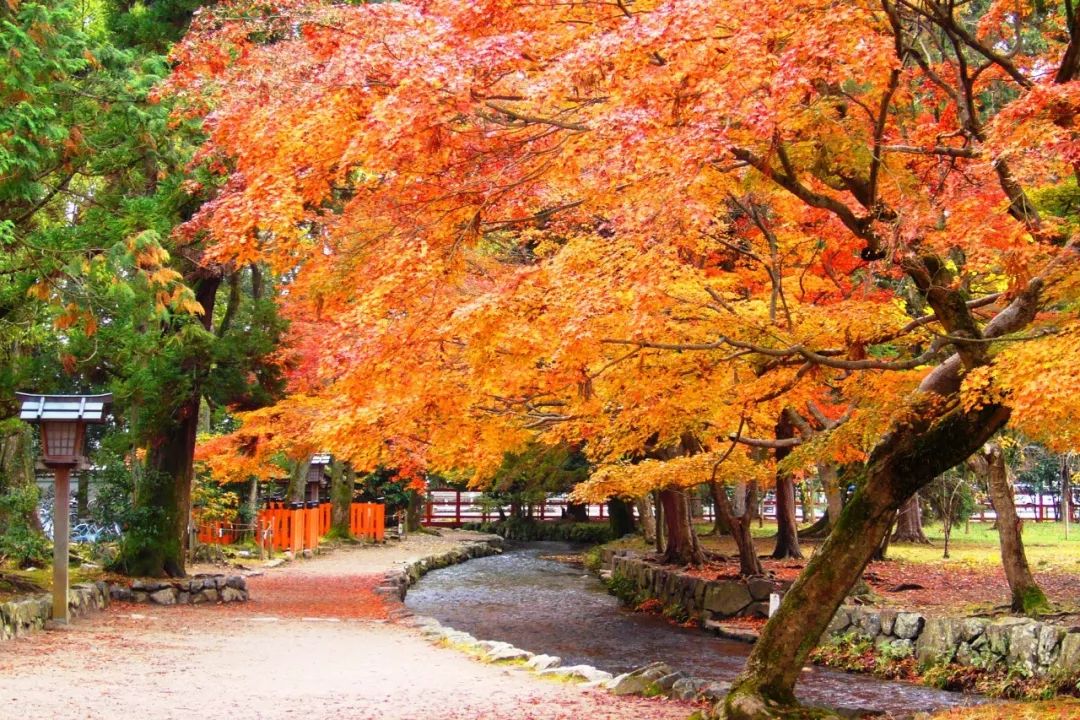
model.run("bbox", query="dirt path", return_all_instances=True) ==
[0,533,695,720]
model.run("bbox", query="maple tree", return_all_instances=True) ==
[174,0,1080,716]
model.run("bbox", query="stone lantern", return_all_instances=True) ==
[16,392,112,623]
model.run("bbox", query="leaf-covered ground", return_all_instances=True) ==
[0,533,696,720]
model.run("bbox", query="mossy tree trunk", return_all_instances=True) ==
[972,443,1049,615]
[329,460,353,538]
[123,274,222,578]
[722,401,1010,719]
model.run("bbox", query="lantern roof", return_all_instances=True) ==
[16,393,113,423]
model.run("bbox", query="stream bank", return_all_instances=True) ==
[404,541,980,717]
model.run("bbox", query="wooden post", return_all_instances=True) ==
[455,490,462,526]
[52,467,70,623]
[425,493,433,525]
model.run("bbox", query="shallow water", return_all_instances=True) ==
[405,542,981,716]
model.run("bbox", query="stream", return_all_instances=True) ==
[405,542,981,717]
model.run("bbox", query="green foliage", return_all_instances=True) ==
[478,441,589,519]
[463,518,613,544]
[191,476,239,523]
[582,545,603,571]
[0,484,49,568]
[604,570,638,605]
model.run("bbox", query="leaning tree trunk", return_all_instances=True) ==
[722,400,1009,719]
[974,444,1049,615]
[771,412,803,559]
[658,488,705,565]
[892,493,931,543]
[565,502,590,522]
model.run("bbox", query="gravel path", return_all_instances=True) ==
[0,533,695,720]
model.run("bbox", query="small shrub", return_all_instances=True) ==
[662,602,690,624]
[604,570,638,605]
[0,485,49,568]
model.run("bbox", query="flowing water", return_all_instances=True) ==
[405,542,981,717]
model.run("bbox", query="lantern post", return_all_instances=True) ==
[16,393,112,623]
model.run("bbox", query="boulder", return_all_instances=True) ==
[526,654,561,671]
[221,587,247,603]
[486,646,533,663]
[670,677,709,701]
[608,673,652,696]
[747,578,777,602]
[856,610,882,639]
[985,617,1030,657]
[149,588,177,605]
[1037,624,1066,668]
[225,576,247,590]
[876,609,897,637]
[916,617,963,664]
[827,607,851,635]
[951,617,986,643]
[702,581,752,617]
[1006,621,1041,673]
[1059,631,1080,671]
[893,612,924,640]
[697,681,733,702]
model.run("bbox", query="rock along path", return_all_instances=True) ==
[0,532,695,720]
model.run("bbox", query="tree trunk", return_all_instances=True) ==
[608,497,636,537]
[329,460,352,538]
[658,488,704,565]
[709,481,732,535]
[0,424,41,532]
[821,464,843,530]
[771,412,803,559]
[713,481,763,576]
[976,444,1049,615]
[892,494,931,543]
[123,275,221,577]
[247,475,259,527]
[722,401,1009,719]
[565,502,589,522]
[653,489,664,553]
[407,491,423,532]
[800,479,815,524]
[636,495,656,545]
[287,459,310,504]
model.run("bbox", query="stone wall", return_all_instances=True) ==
[828,605,1080,675]
[607,552,787,622]
[108,574,249,605]
[1,581,109,641]
[605,551,1079,676]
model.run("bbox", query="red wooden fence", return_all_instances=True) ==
[196,502,386,551]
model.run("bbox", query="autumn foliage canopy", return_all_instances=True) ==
[180,0,1080,498]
